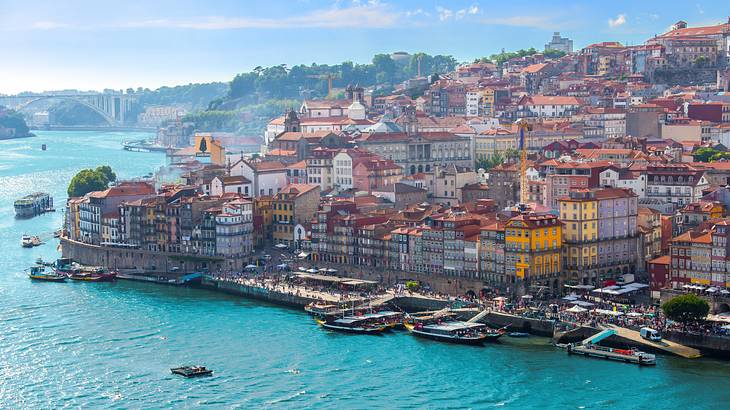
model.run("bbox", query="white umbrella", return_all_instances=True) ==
[244,264,257,270]
[522,295,533,299]
[274,243,287,249]
[566,305,587,313]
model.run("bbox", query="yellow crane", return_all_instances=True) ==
[515,118,531,205]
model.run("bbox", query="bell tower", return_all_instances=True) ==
[284,109,300,132]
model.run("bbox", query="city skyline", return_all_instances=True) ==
[0,0,726,94]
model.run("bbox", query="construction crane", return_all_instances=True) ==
[306,74,335,98]
[515,118,531,205]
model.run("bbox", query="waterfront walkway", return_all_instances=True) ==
[600,324,701,359]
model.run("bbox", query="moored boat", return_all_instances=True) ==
[14,192,53,218]
[567,343,656,365]
[27,266,66,282]
[315,316,391,334]
[405,320,505,345]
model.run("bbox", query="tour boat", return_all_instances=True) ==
[68,268,117,282]
[315,316,391,334]
[14,192,53,218]
[27,266,67,282]
[170,366,213,377]
[405,320,505,345]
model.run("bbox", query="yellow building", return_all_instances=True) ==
[505,213,562,290]
[254,196,274,246]
[474,128,517,160]
[272,184,321,247]
[558,190,598,278]
[193,133,225,165]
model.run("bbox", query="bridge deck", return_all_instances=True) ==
[600,324,701,359]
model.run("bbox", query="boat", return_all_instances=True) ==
[53,229,62,238]
[304,302,342,317]
[170,366,213,378]
[405,320,505,345]
[315,315,391,334]
[14,192,53,218]
[508,332,530,338]
[567,343,656,365]
[27,266,67,282]
[21,234,33,248]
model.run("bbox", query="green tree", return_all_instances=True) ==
[662,294,710,323]
[95,165,116,183]
[373,54,397,84]
[405,281,420,291]
[693,147,721,162]
[0,107,31,136]
[67,168,113,197]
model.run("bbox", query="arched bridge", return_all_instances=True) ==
[0,93,135,127]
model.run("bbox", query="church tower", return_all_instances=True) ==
[404,105,418,136]
[284,109,300,133]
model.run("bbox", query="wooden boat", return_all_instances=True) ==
[27,266,66,282]
[170,366,213,377]
[315,316,390,334]
[405,320,505,345]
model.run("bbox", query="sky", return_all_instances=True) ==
[0,0,727,94]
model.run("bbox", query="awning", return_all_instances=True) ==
[274,243,287,249]
[297,252,309,258]
[566,305,587,313]
[244,264,257,269]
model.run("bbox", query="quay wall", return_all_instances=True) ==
[480,312,555,337]
[61,237,242,273]
[663,330,730,359]
[391,296,451,312]
[660,289,730,314]
[200,277,315,308]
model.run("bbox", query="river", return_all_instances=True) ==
[1,131,729,408]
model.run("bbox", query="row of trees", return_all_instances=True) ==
[221,52,458,105]
[475,48,567,67]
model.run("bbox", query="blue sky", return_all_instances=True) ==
[0,0,726,94]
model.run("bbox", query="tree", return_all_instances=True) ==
[0,108,30,137]
[67,168,113,197]
[662,294,710,323]
[692,147,722,162]
[95,165,116,183]
[405,281,420,291]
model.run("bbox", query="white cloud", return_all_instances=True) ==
[608,14,626,28]
[481,15,557,30]
[437,4,479,21]
[436,6,454,21]
[31,21,71,30]
[26,2,399,31]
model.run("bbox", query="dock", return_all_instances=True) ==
[600,324,701,359]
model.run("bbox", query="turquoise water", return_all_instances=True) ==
[2,131,730,409]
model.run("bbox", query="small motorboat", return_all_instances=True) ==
[171,366,213,377]
[508,332,530,338]
[53,229,62,238]
[27,266,67,282]
[21,234,33,248]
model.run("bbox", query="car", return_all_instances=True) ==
[640,327,662,341]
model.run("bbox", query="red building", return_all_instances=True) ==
[648,255,670,296]
[687,102,730,123]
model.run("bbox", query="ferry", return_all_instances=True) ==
[405,320,505,345]
[315,315,391,334]
[567,343,656,366]
[27,266,67,282]
[14,192,53,218]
